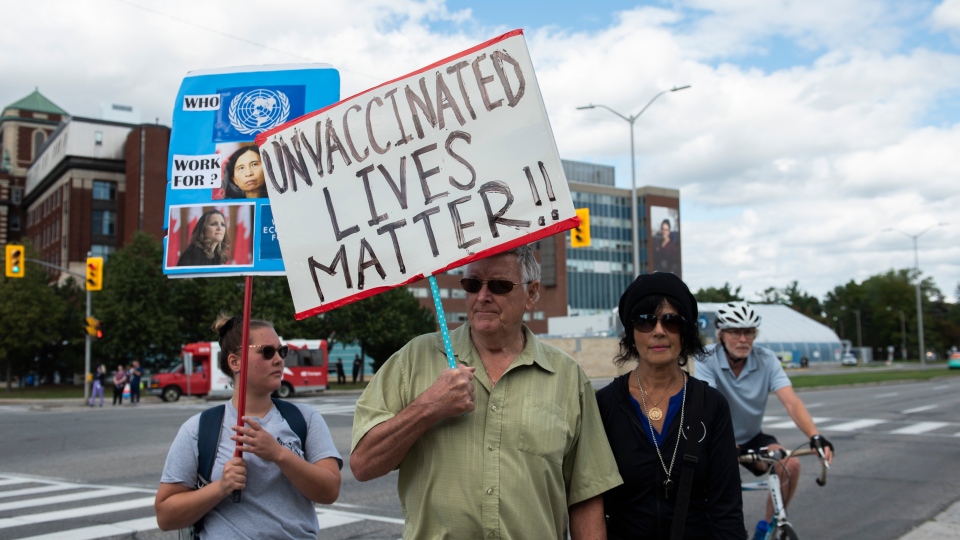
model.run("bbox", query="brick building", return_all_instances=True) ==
[3,89,171,280]
[0,89,67,247]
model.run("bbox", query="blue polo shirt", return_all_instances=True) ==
[695,344,791,444]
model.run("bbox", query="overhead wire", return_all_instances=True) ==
[113,0,384,83]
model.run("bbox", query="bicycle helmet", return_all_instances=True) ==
[715,301,761,329]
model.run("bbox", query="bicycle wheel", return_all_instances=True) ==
[775,523,799,540]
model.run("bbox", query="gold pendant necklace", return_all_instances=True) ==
[635,369,674,421]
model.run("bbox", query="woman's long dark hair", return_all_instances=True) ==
[614,294,706,367]
[188,209,231,264]
[223,146,267,199]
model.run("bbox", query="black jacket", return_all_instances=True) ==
[176,244,224,267]
[596,374,745,540]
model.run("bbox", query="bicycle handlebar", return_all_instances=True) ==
[738,446,829,487]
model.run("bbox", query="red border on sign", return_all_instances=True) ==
[294,214,579,320]
[255,29,524,147]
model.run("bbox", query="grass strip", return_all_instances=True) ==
[790,368,960,388]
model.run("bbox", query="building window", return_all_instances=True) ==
[92,180,116,201]
[533,311,545,320]
[92,210,116,236]
[409,287,429,298]
[451,288,467,299]
[11,187,22,205]
[10,214,20,231]
[90,244,116,259]
[32,130,46,159]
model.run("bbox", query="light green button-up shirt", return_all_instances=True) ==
[352,323,623,540]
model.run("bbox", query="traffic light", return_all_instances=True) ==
[85,317,100,337]
[86,256,103,291]
[5,245,25,278]
[571,208,591,247]
[96,321,104,339]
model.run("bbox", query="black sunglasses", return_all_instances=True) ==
[459,278,528,295]
[248,344,289,360]
[632,314,686,334]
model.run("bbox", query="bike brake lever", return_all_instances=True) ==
[815,446,831,470]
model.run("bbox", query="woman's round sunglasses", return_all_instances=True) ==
[248,344,289,360]
[459,278,529,295]
[632,314,686,334]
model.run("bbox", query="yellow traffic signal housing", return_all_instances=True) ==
[5,245,25,278]
[85,317,101,337]
[571,208,591,248]
[86,257,104,291]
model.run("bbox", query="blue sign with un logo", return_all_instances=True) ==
[213,85,306,142]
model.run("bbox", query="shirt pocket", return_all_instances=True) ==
[518,397,569,464]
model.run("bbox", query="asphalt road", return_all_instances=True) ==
[1,375,960,539]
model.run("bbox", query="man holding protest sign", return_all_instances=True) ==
[350,244,622,539]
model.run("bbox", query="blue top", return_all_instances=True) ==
[695,344,792,444]
[629,387,685,446]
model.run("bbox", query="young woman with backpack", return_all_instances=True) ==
[155,313,342,539]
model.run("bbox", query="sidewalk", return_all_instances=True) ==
[899,499,960,539]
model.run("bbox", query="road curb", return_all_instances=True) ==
[900,499,960,539]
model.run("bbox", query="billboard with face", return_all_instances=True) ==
[649,205,681,276]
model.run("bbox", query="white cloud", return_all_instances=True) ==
[1,0,957,301]
[932,0,960,33]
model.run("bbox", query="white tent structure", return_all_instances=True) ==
[699,303,843,364]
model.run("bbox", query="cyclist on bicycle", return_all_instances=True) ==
[695,302,834,526]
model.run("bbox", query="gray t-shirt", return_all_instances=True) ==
[696,344,792,444]
[161,401,342,540]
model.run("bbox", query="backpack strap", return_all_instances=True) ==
[197,404,226,487]
[670,378,706,540]
[271,398,308,455]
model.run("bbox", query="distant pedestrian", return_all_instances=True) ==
[352,355,361,384]
[336,358,345,385]
[129,360,143,404]
[112,364,127,406]
[89,364,106,407]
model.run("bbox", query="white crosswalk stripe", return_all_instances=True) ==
[889,421,951,435]
[311,403,358,416]
[0,474,400,539]
[762,415,960,437]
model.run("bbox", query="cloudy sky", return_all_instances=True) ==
[2,0,958,301]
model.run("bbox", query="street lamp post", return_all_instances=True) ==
[577,85,690,277]
[886,306,907,361]
[883,223,947,365]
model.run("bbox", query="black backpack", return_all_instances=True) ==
[180,398,307,539]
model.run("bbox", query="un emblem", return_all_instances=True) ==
[228,89,291,135]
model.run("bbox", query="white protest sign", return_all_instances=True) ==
[256,30,578,319]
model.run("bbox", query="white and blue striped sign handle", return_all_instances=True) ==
[429,275,457,369]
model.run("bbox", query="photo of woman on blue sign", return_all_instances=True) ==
[177,209,231,266]
[223,145,267,199]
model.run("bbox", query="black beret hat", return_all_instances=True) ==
[618,272,698,328]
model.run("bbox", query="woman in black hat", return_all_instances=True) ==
[595,272,745,539]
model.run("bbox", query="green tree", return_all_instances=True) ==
[0,244,71,390]
[326,288,435,372]
[824,269,944,360]
[758,281,823,319]
[96,232,182,368]
[694,282,743,303]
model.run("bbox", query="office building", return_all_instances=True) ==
[563,159,681,315]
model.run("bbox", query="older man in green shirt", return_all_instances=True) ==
[350,244,622,539]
